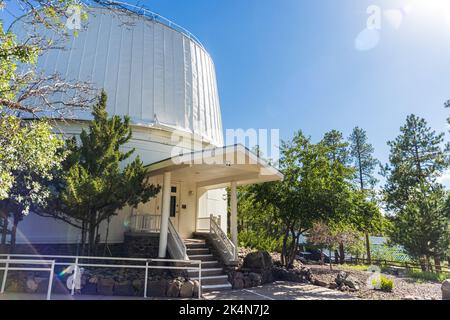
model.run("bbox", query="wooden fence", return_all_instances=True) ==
[349,257,450,273]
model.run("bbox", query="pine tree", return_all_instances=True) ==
[348,127,380,263]
[382,114,450,270]
[60,91,160,255]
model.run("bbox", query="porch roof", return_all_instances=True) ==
[144,144,283,189]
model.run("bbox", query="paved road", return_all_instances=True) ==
[0,281,357,300]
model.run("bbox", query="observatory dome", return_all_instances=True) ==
[14,6,224,146]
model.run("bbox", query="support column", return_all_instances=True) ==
[230,181,238,259]
[158,172,171,258]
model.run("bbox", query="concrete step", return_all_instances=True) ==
[188,254,216,261]
[200,260,222,268]
[188,268,224,277]
[185,243,208,249]
[201,283,233,292]
[192,275,229,286]
[187,248,210,255]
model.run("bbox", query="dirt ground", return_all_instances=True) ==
[308,264,442,300]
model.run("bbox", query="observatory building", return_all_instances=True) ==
[13,5,282,279]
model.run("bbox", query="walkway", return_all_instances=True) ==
[0,281,357,300]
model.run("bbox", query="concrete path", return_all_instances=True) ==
[203,281,358,300]
[0,281,357,300]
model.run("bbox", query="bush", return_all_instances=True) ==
[406,270,449,283]
[238,230,283,252]
[372,275,394,292]
[380,276,394,292]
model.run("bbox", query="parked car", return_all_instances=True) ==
[297,250,330,263]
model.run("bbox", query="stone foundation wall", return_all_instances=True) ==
[123,232,160,258]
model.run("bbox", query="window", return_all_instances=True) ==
[170,195,177,217]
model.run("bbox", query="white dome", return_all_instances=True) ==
[14,6,224,146]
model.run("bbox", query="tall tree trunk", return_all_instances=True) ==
[80,221,86,256]
[87,211,97,256]
[419,256,427,272]
[334,250,339,264]
[1,210,8,246]
[365,232,372,264]
[281,228,289,267]
[10,214,20,253]
[434,255,442,273]
[339,242,345,264]
[329,247,333,270]
[103,218,111,256]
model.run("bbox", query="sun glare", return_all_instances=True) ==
[408,0,450,19]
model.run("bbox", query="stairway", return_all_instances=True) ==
[184,238,232,292]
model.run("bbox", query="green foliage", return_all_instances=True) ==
[382,114,450,263]
[388,184,450,260]
[382,114,450,211]
[374,276,394,292]
[236,184,283,252]
[57,91,160,254]
[406,270,449,283]
[238,230,283,252]
[0,116,65,246]
[0,116,65,212]
[348,126,379,191]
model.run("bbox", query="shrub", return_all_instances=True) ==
[380,276,394,292]
[406,270,449,283]
[238,230,283,252]
[372,275,394,292]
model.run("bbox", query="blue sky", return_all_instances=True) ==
[3,0,450,184]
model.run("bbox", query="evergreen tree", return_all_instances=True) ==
[321,130,355,263]
[348,127,380,263]
[382,114,450,270]
[382,115,449,211]
[47,91,160,255]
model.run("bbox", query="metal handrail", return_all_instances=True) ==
[0,258,55,300]
[0,254,202,299]
[87,0,206,50]
[168,219,188,260]
[209,214,237,263]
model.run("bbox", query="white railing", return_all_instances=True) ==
[168,220,188,261]
[87,1,206,50]
[129,214,161,233]
[0,258,55,300]
[0,254,202,299]
[209,215,237,264]
[196,217,211,232]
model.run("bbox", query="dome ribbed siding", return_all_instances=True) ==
[15,7,224,147]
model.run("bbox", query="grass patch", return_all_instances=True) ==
[342,264,369,271]
[406,270,450,283]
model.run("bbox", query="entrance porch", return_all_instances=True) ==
[125,144,283,265]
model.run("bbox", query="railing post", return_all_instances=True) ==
[144,260,149,298]
[198,261,202,299]
[47,261,55,301]
[1,255,10,293]
[71,257,79,296]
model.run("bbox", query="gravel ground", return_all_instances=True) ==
[308,264,442,300]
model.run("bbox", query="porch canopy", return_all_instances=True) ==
[145,144,283,188]
[144,144,283,259]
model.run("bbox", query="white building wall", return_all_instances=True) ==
[14,6,228,245]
